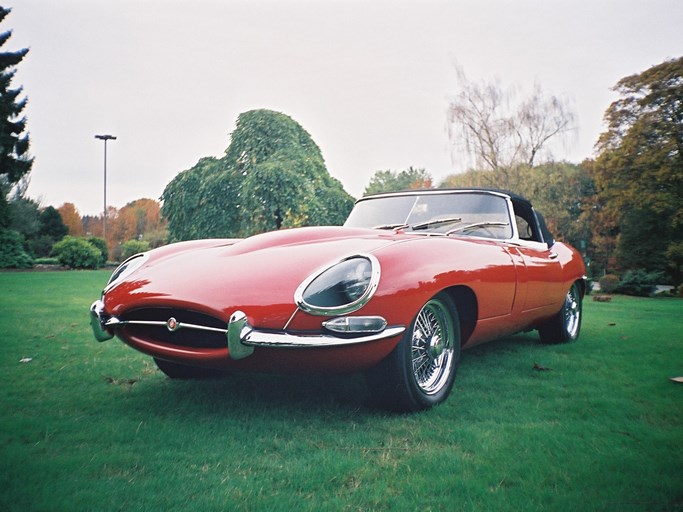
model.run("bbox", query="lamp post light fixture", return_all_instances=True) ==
[95,134,117,241]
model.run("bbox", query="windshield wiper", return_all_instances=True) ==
[410,217,462,231]
[373,217,463,231]
[373,223,410,230]
[446,221,509,236]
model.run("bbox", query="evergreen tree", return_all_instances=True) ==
[0,7,32,228]
[38,206,68,240]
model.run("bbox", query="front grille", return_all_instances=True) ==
[119,308,227,349]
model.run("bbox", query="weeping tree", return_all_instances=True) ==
[162,110,354,241]
[0,7,32,228]
[161,157,237,241]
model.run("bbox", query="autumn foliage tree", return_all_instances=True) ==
[58,202,84,236]
[111,198,165,245]
[592,56,683,281]
[74,199,165,261]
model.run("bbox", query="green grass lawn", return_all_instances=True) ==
[1,271,682,511]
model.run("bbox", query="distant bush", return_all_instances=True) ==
[27,234,57,258]
[87,237,109,265]
[598,274,620,294]
[120,239,150,261]
[51,236,102,269]
[33,257,60,265]
[615,269,664,297]
[0,229,33,269]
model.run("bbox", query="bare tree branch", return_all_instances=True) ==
[447,67,575,173]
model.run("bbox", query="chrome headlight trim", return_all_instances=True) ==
[104,252,149,292]
[294,254,381,316]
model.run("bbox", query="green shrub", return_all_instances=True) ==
[87,237,109,265]
[51,236,102,269]
[598,274,620,294]
[615,269,664,297]
[33,257,60,265]
[28,234,57,258]
[120,239,150,261]
[0,229,34,268]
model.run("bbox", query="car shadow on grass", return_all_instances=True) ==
[106,333,549,419]
[117,369,383,418]
[462,331,542,359]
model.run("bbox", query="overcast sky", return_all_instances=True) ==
[4,0,682,216]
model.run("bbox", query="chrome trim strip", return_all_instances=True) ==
[92,304,405,358]
[104,317,228,334]
[240,325,406,348]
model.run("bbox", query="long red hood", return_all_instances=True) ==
[103,227,400,329]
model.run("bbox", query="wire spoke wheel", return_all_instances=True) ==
[410,298,455,395]
[539,282,583,344]
[366,292,461,411]
[563,285,581,339]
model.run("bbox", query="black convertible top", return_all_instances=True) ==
[361,188,534,207]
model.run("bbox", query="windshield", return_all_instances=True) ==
[344,191,514,239]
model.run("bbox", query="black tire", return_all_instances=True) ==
[367,292,461,412]
[154,358,226,380]
[538,282,583,344]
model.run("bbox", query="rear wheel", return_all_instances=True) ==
[154,358,226,379]
[367,292,461,411]
[538,282,582,344]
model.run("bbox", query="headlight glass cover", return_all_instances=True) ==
[295,254,380,316]
[104,252,149,291]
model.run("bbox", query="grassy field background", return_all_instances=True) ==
[1,270,682,511]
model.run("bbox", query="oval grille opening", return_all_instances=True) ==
[119,308,226,349]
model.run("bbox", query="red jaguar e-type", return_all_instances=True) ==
[91,189,586,411]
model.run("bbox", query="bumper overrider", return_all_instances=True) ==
[90,300,405,360]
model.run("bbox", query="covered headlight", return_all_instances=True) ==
[104,252,149,292]
[294,254,380,315]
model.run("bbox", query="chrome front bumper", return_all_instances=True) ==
[90,300,405,360]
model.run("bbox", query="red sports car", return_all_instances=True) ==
[91,189,586,411]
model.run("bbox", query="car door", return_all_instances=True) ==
[510,241,565,311]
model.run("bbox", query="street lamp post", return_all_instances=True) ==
[95,134,117,242]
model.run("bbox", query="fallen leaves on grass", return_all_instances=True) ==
[103,376,138,386]
[533,362,552,372]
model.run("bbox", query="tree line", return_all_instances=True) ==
[367,57,682,287]
[0,4,680,287]
[1,194,167,268]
